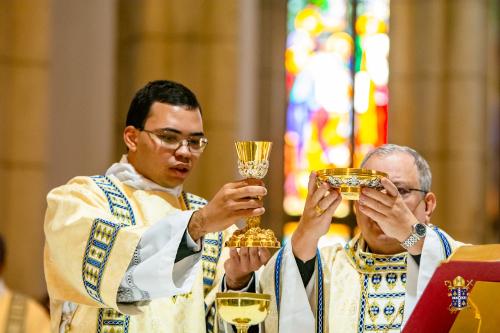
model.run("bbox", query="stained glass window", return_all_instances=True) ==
[284,0,389,224]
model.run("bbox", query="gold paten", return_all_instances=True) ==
[216,292,271,333]
[316,168,388,200]
[225,141,280,248]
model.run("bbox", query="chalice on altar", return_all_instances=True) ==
[316,168,388,200]
[216,292,270,333]
[225,141,280,248]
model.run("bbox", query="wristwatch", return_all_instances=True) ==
[400,223,427,250]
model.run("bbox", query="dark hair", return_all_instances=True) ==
[125,80,202,129]
[0,234,5,268]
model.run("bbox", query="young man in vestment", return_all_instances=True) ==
[260,144,462,333]
[0,235,50,333]
[44,80,269,332]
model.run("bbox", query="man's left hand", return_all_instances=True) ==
[224,247,271,290]
[358,177,419,243]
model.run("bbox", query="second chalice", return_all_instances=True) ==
[225,141,280,248]
[216,292,271,333]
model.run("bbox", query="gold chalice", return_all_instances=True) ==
[216,292,270,333]
[316,168,388,200]
[225,141,280,248]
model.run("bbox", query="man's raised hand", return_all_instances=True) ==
[188,179,267,241]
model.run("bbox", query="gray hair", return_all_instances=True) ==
[360,144,432,192]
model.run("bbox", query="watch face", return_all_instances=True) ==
[414,223,427,237]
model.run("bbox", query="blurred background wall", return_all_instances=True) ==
[0,0,497,302]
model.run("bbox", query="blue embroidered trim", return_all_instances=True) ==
[316,249,324,333]
[202,277,215,285]
[97,308,130,333]
[372,265,407,272]
[206,305,217,333]
[82,218,121,304]
[274,247,324,333]
[201,256,218,263]
[201,236,222,290]
[183,192,208,210]
[87,175,135,330]
[183,191,221,333]
[274,247,284,312]
[358,253,406,263]
[182,191,223,291]
[367,292,406,299]
[203,231,221,333]
[364,323,402,331]
[204,239,220,246]
[202,232,224,264]
[357,274,369,333]
[433,226,452,258]
[91,176,135,226]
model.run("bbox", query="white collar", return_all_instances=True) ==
[105,155,183,197]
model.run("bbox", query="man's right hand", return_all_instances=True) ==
[188,179,267,241]
[292,172,341,262]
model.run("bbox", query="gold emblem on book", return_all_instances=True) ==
[445,276,473,313]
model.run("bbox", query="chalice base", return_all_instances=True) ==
[340,186,361,200]
[225,226,280,248]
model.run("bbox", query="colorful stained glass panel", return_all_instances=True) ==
[285,0,389,216]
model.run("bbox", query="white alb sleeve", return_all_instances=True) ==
[117,210,202,303]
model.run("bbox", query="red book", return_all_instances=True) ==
[403,245,500,333]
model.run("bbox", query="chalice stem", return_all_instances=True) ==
[235,325,249,333]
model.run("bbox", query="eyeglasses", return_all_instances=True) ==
[141,129,208,153]
[396,187,427,198]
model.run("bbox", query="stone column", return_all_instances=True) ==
[390,0,493,243]
[0,0,117,300]
[0,0,51,299]
[116,0,241,199]
[443,0,489,243]
[254,0,287,238]
[48,0,116,187]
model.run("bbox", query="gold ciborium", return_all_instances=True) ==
[216,292,270,333]
[225,141,280,248]
[316,168,388,200]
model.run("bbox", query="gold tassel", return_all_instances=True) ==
[468,297,482,333]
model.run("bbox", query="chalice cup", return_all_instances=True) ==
[216,292,271,333]
[225,141,280,248]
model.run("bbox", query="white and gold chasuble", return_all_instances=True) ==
[45,174,230,333]
[0,286,50,333]
[260,228,460,333]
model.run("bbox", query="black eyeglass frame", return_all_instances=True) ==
[396,187,428,197]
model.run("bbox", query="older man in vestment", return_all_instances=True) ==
[44,80,269,332]
[260,144,461,333]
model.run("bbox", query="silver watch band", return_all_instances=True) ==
[401,233,420,250]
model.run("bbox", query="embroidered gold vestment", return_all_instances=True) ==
[44,175,229,333]
[261,228,460,333]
